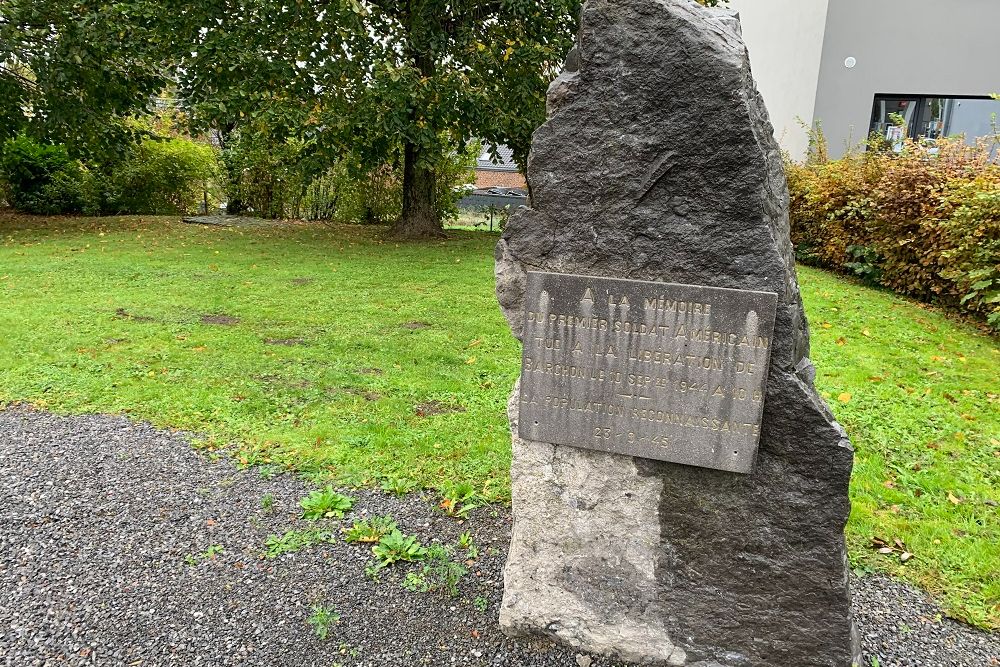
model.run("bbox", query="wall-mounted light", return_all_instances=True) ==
[844,57,857,69]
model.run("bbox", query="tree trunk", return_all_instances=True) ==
[392,140,445,239]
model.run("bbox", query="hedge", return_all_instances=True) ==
[0,134,218,216]
[787,136,1000,330]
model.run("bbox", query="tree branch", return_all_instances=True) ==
[0,63,37,90]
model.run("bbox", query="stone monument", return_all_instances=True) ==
[495,1,861,665]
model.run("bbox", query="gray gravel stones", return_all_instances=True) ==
[851,573,999,667]
[1,406,997,667]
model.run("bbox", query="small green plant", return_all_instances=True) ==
[398,543,468,597]
[300,486,355,520]
[185,544,225,565]
[432,560,467,597]
[870,657,881,667]
[402,570,429,593]
[337,643,360,658]
[381,477,419,496]
[439,481,480,519]
[425,544,450,561]
[363,562,382,581]
[263,528,332,558]
[457,530,478,559]
[260,493,275,513]
[202,544,225,559]
[474,596,489,612]
[343,516,397,543]
[258,465,281,480]
[307,604,340,640]
[401,554,468,597]
[371,529,428,568]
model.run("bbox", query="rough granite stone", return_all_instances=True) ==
[495,1,861,666]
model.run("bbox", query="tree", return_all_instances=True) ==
[153,0,580,238]
[0,0,164,158]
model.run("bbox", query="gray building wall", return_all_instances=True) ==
[814,0,1000,158]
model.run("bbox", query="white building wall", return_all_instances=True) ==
[729,0,830,160]
[815,0,1000,158]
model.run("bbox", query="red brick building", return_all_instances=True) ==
[474,144,526,191]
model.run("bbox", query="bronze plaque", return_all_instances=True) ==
[518,272,778,473]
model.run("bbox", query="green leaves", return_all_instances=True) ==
[300,486,356,520]
[0,0,165,156]
[371,529,428,567]
[343,516,398,543]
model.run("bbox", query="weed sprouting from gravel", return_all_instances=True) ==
[439,481,480,519]
[260,493,275,513]
[343,516,397,544]
[264,528,333,559]
[307,605,340,640]
[381,477,419,496]
[371,529,427,569]
[457,530,479,559]
[400,544,467,597]
[300,487,355,520]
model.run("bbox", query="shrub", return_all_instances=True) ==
[0,135,92,214]
[787,135,1000,330]
[100,137,218,215]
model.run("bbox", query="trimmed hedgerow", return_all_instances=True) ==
[788,136,1000,330]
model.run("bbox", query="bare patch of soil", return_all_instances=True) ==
[415,401,465,417]
[401,321,431,330]
[331,386,382,402]
[356,367,384,376]
[290,277,314,286]
[114,308,156,323]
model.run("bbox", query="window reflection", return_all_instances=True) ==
[869,94,1000,150]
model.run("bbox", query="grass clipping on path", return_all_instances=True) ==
[1,213,997,631]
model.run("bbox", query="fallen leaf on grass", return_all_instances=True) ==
[838,392,852,403]
[900,552,914,563]
[836,337,847,346]
[947,492,964,505]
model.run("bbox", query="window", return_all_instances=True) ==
[870,94,1000,148]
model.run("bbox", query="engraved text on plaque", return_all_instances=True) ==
[518,272,779,473]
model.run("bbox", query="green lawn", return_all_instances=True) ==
[1,212,997,630]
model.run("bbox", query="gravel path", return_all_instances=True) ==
[1,408,997,667]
